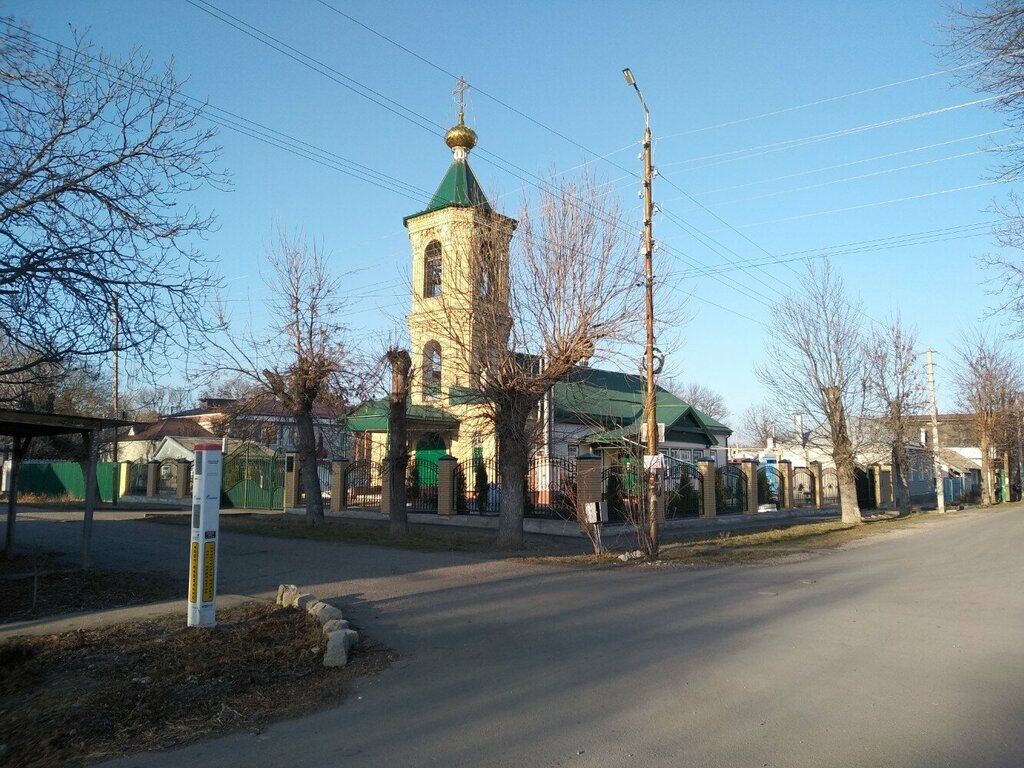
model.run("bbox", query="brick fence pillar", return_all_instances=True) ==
[146,460,159,498]
[810,461,823,508]
[331,458,349,512]
[698,458,716,518]
[779,459,793,510]
[742,458,759,514]
[437,455,456,515]
[284,453,301,508]
[380,462,391,516]
[576,453,602,521]
[175,459,191,499]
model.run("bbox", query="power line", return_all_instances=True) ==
[659,91,1023,172]
[720,176,1023,232]
[657,51,1024,142]
[681,221,996,278]
[683,128,1014,199]
[182,2,826,325]
[17,24,433,203]
[682,143,1023,211]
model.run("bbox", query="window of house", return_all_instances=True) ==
[423,240,442,298]
[424,341,442,399]
[567,444,579,460]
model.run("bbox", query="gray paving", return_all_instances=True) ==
[7,506,1024,768]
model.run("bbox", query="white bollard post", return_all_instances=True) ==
[188,443,223,627]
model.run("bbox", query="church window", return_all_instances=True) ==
[424,240,442,298]
[424,341,442,399]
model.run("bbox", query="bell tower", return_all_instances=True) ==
[403,80,517,407]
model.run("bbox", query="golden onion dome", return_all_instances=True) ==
[445,117,477,153]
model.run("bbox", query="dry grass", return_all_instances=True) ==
[521,513,938,568]
[0,555,181,622]
[0,602,394,768]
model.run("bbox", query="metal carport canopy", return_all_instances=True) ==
[1,409,133,567]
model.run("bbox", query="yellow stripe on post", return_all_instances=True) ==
[189,541,199,603]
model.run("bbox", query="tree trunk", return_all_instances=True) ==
[891,441,911,516]
[981,430,993,505]
[387,350,412,539]
[295,408,324,526]
[823,385,861,524]
[495,396,532,549]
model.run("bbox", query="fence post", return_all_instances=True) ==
[873,464,886,510]
[146,460,159,498]
[331,458,348,512]
[380,462,391,516]
[437,455,456,515]
[742,458,759,514]
[576,453,602,520]
[810,461,823,508]
[175,459,191,499]
[284,453,301,508]
[779,459,793,510]
[698,458,717,518]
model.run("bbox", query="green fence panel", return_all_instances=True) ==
[17,461,119,502]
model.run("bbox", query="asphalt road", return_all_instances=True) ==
[9,506,1024,768]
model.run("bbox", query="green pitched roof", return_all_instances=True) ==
[344,399,459,433]
[551,366,731,446]
[404,159,491,223]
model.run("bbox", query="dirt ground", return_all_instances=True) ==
[0,602,394,768]
[0,554,182,622]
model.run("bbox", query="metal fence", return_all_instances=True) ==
[407,457,438,512]
[343,460,382,509]
[715,465,746,515]
[602,464,642,524]
[222,447,284,509]
[525,457,576,520]
[664,457,703,519]
[792,467,815,508]
[820,468,840,507]
[456,457,499,515]
[757,464,784,510]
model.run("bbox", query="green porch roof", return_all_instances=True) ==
[552,367,731,447]
[344,399,459,433]
[404,159,491,223]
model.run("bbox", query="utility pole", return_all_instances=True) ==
[623,67,659,556]
[111,293,120,505]
[926,349,945,514]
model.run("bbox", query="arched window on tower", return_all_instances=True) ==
[423,240,442,298]
[423,341,442,399]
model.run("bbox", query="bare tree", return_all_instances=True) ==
[123,385,195,419]
[954,331,1021,505]
[207,231,354,526]
[431,172,642,548]
[757,260,866,524]
[739,402,784,449]
[385,348,412,539]
[863,316,927,515]
[664,380,729,421]
[0,19,223,379]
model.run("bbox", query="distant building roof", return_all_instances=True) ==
[125,417,214,442]
[168,396,342,421]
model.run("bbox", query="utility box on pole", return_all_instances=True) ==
[188,444,222,628]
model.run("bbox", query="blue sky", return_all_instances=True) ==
[10,0,1017,419]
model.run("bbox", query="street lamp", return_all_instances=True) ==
[623,67,659,556]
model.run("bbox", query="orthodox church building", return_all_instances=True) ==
[347,106,731,471]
